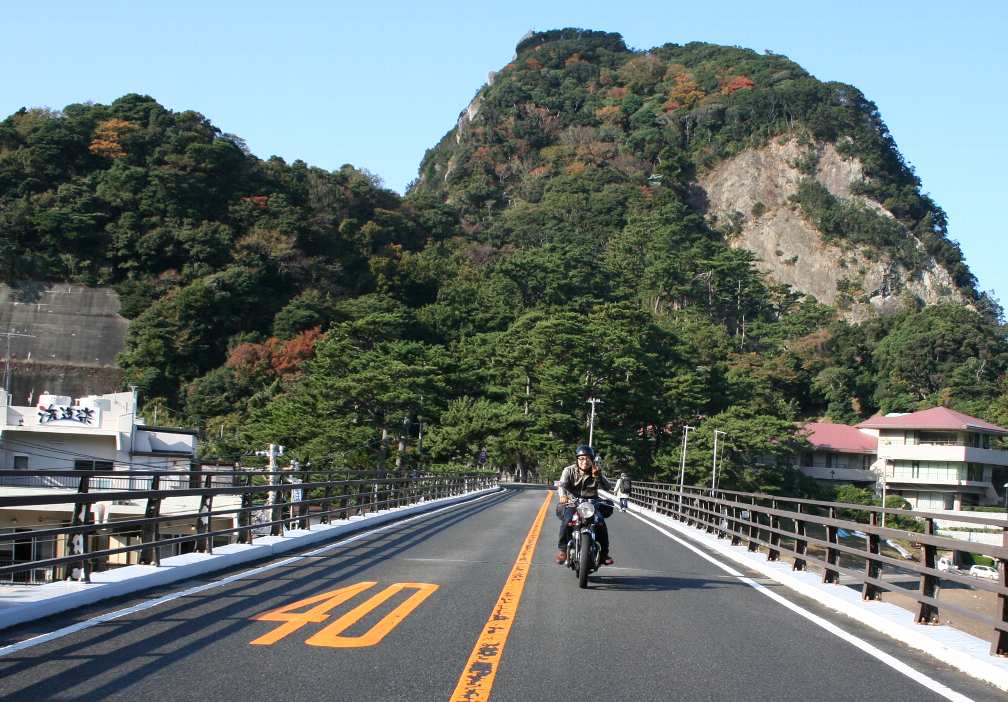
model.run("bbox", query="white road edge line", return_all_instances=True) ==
[627,511,975,702]
[0,490,502,658]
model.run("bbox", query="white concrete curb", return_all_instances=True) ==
[0,487,502,631]
[626,500,1008,691]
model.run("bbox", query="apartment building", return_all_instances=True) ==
[856,407,1007,511]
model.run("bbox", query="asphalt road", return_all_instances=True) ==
[0,488,1002,701]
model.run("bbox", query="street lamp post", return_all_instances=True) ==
[587,398,602,448]
[880,474,888,529]
[711,430,727,493]
[678,425,694,515]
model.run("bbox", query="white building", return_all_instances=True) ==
[856,407,1008,511]
[1,389,238,583]
[1,389,195,476]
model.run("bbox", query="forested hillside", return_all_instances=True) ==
[2,31,1006,493]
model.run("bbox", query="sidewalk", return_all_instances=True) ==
[0,487,502,631]
[627,500,1008,692]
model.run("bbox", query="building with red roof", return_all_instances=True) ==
[797,422,879,485]
[855,407,1008,511]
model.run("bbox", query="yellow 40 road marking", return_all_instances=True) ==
[250,581,438,648]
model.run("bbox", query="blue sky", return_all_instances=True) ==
[5,1,1005,307]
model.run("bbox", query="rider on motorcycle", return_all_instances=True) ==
[555,444,614,565]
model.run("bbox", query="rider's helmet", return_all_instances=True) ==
[575,444,595,460]
[620,472,629,479]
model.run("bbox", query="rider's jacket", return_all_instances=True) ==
[557,463,613,500]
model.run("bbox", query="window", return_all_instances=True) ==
[983,434,990,449]
[911,461,920,478]
[825,454,833,468]
[918,432,958,446]
[13,455,27,470]
[801,452,814,467]
[73,460,114,471]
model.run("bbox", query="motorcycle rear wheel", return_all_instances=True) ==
[578,536,591,589]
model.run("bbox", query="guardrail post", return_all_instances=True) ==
[64,473,93,582]
[238,474,255,544]
[823,506,840,584]
[862,512,881,600]
[992,524,1008,656]
[296,469,310,530]
[747,497,758,553]
[139,474,162,565]
[793,503,807,572]
[320,470,333,524]
[917,517,939,624]
[195,473,214,553]
[730,494,741,546]
[767,498,780,561]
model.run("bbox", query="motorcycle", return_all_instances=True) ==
[565,497,614,588]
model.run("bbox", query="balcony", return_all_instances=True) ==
[876,442,1008,467]
[800,466,876,482]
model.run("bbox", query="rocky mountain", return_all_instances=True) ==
[412,29,977,319]
[695,137,965,321]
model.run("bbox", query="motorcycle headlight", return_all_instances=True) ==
[576,502,596,520]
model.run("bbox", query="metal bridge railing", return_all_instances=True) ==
[630,481,1008,657]
[0,468,498,586]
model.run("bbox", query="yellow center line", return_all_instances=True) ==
[449,490,553,702]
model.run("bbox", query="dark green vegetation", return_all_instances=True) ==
[2,30,1007,495]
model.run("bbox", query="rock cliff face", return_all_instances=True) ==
[694,138,966,321]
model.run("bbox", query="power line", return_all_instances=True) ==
[1,437,191,471]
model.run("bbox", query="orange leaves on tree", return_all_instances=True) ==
[566,162,588,176]
[226,342,273,379]
[241,195,269,208]
[525,57,544,71]
[664,72,705,112]
[89,118,137,159]
[564,52,587,67]
[608,86,628,100]
[594,104,623,125]
[721,75,755,96]
[226,327,323,379]
[270,327,323,376]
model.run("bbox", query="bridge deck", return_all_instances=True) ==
[0,488,1002,701]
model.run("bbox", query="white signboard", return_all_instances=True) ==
[36,395,101,427]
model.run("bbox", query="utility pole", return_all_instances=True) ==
[525,375,530,415]
[587,397,602,447]
[678,425,694,513]
[2,331,35,394]
[396,415,409,474]
[262,443,284,535]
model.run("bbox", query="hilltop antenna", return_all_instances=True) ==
[1,330,36,394]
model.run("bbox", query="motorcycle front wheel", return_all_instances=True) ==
[578,535,591,589]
